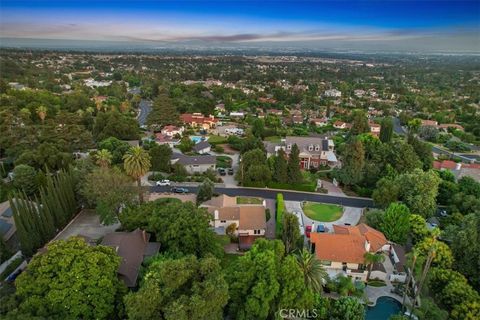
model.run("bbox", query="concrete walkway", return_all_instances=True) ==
[320,179,345,196]
[284,201,362,232]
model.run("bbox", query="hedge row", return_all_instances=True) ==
[275,193,284,238]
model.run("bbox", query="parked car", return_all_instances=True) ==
[171,187,189,193]
[218,168,226,176]
[305,225,312,238]
[316,224,325,233]
[228,168,234,175]
[156,179,171,186]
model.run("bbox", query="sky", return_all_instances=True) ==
[0,1,479,52]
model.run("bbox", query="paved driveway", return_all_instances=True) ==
[54,210,120,241]
[284,201,362,232]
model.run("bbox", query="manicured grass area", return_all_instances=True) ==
[367,280,387,287]
[216,155,232,168]
[237,197,263,205]
[207,135,228,145]
[302,202,343,222]
[264,136,282,143]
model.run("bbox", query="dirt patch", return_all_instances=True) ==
[218,144,237,154]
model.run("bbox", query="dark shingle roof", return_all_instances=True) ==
[193,141,211,152]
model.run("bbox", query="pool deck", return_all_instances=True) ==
[365,285,403,306]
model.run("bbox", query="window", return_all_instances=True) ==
[220,220,226,223]
[308,145,313,151]
[315,145,320,151]
[321,260,332,266]
[254,229,261,235]
[193,164,199,167]
[287,144,291,150]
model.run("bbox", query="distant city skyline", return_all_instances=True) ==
[1,1,479,52]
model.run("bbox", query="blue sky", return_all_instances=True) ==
[0,1,479,51]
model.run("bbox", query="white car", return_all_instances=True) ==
[156,180,171,186]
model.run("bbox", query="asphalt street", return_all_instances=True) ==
[150,186,374,208]
[137,99,152,126]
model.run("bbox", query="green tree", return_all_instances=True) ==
[364,252,386,278]
[350,110,369,136]
[196,178,214,204]
[282,212,300,253]
[379,117,393,143]
[338,138,365,186]
[252,118,265,138]
[123,146,151,203]
[287,144,302,184]
[120,201,223,258]
[147,90,179,129]
[93,111,139,141]
[273,149,288,183]
[95,149,113,168]
[396,169,440,217]
[98,137,131,165]
[415,237,454,269]
[330,297,365,320]
[295,249,328,293]
[178,136,195,153]
[365,209,385,229]
[380,202,411,244]
[80,167,136,224]
[12,164,38,196]
[149,144,172,173]
[12,237,125,319]
[408,136,434,170]
[409,214,430,244]
[124,255,228,320]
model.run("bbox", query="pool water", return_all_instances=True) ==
[366,296,402,320]
[190,136,208,144]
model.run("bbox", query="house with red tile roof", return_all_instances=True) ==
[310,223,389,282]
[180,113,218,130]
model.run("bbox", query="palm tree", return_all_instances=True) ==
[295,249,328,293]
[363,252,386,280]
[123,146,151,203]
[96,149,112,169]
[36,105,47,123]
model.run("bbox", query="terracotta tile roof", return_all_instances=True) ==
[180,113,218,124]
[333,223,387,252]
[310,233,367,264]
[433,160,458,170]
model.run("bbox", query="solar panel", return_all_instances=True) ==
[1,207,13,217]
[0,220,12,236]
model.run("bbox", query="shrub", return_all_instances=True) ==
[275,193,284,238]
[148,172,165,181]
[213,144,224,153]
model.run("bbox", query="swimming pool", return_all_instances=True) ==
[190,136,208,143]
[366,296,402,320]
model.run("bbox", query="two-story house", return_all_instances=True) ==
[284,136,338,169]
[180,113,218,130]
[201,195,266,250]
[310,224,389,282]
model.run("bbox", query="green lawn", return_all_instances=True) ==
[207,135,228,144]
[237,197,263,205]
[264,136,282,143]
[367,280,387,287]
[216,155,232,168]
[302,202,343,222]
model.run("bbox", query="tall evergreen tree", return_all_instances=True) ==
[379,117,394,143]
[350,110,369,136]
[146,88,179,129]
[273,149,288,183]
[338,138,365,186]
[287,144,302,184]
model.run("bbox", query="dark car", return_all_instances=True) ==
[316,224,326,233]
[305,225,312,238]
[228,168,234,175]
[218,168,226,176]
[171,187,189,193]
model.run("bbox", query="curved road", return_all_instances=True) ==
[150,186,374,208]
[137,99,152,126]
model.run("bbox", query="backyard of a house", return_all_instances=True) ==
[302,202,343,222]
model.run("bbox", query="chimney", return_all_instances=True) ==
[142,230,148,244]
[456,162,462,170]
[214,210,219,220]
[311,222,315,233]
[365,240,371,252]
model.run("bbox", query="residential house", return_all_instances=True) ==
[311,118,328,127]
[193,141,212,154]
[292,115,303,125]
[284,136,338,169]
[433,160,480,183]
[229,112,245,119]
[201,195,266,250]
[101,229,160,287]
[324,89,342,98]
[437,124,464,132]
[310,224,389,282]
[369,122,381,137]
[155,133,180,148]
[420,119,438,127]
[171,153,216,174]
[267,108,283,116]
[180,113,218,130]
[333,120,351,129]
[259,97,278,104]
[161,125,184,137]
